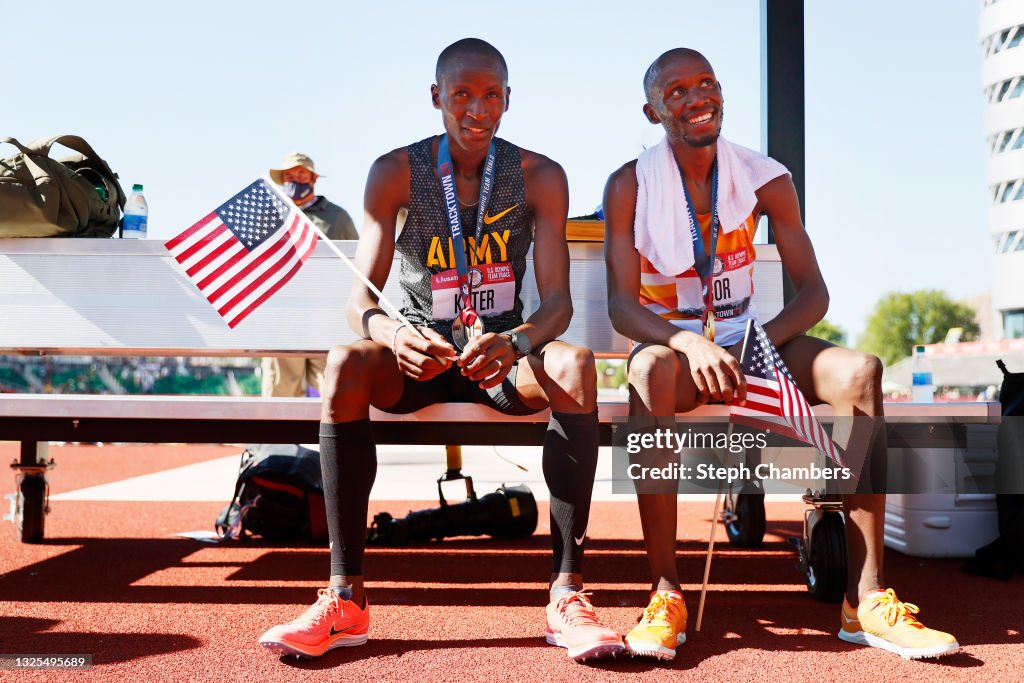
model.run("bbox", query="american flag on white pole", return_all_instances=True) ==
[730,318,847,468]
[164,179,319,328]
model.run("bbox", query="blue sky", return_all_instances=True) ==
[5,1,988,341]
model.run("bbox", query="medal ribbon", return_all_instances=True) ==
[679,159,719,336]
[437,134,496,326]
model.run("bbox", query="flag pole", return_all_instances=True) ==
[696,319,756,630]
[695,423,731,632]
[696,321,750,633]
[695,484,722,632]
[265,177,424,339]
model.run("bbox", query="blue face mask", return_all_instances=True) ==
[284,181,313,201]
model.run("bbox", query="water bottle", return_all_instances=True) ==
[911,345,935,402]
[122,183,148,239]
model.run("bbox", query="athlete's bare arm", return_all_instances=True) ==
[753,175,829,347]
[605,161,684,346]
[347,148,455,380]
[604,160,745,403]
[521,149,572,342]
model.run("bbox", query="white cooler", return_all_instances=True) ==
[883,424,1000,558]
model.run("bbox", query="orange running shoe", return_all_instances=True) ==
[624,590,687,660]
[838,588,959,659]
[259,588,369,658]
[544,590,625,662]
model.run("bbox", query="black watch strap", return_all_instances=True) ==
[501,331,529,358]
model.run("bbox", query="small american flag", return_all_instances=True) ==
[165,179,319,328]
[730,319,847,468]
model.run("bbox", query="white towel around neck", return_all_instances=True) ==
[634,135,789,276]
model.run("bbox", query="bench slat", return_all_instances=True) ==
[0,393,999,422]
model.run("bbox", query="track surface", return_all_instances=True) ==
[1,443,1021,682]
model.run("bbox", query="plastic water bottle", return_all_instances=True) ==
[122,183,148,239]
[911,345,935,402]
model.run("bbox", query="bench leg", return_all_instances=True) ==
[7,442,52,543]
[444,444,463,477]
[439,445,477,502]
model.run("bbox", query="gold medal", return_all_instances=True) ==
[702,309,716,342]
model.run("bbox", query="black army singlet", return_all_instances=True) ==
[395,136,532,343]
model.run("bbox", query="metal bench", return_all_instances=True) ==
[0,237,784,542]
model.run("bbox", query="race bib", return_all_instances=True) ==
[677,246,752,311]
[431,261,515,321]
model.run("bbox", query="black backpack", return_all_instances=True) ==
[216,444,328,542]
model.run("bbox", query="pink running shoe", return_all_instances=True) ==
[544,590,625,662]
[259,588,369,658]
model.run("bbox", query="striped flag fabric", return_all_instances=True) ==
[730,318,847,468]
[165,179,319,328]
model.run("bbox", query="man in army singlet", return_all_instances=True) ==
[258,38,623,663]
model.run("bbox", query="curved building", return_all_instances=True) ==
[982,0,1024,338]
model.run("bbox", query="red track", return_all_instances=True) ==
[1,443,1020,682]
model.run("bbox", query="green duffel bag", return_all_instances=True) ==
[0,134,126,237]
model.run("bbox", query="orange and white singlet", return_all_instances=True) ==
[638,210,758,347]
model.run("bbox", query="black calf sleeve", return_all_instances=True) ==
[543,410,600,575]
[320,420,377,577]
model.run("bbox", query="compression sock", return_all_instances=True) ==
[543,410,600,575]
[549,583,584,601]
[329,585,354,600]
[320,420,377,579]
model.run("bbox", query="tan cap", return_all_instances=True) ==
[269,152,322,185]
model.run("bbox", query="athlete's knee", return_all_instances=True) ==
[838,352,883,408]
[322,344,375,403]
[627,346,678,394]
[543,344,597,408]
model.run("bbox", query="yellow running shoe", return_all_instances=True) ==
[624,590,687,660]
[838,588,959,659]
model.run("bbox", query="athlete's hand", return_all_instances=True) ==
[457,332,517,389]
[680,336,747,406]
[393,326,456,382]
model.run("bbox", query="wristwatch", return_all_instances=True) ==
[500,330,532,359]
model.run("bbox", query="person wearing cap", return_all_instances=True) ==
[269,152,357,241]
[263,152,358,398]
